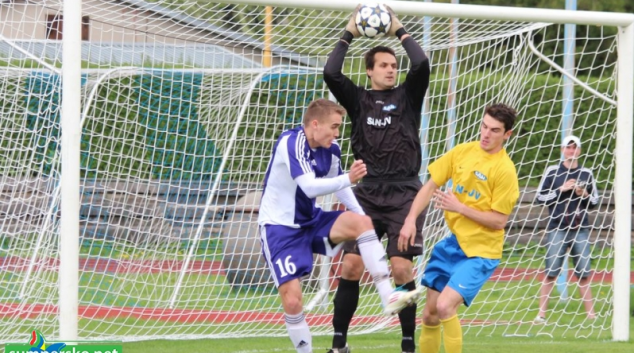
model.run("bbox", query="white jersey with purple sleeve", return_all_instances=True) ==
[258,126,345,228]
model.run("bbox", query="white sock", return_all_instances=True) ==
[285,312,312,353]
[356,230,393,307]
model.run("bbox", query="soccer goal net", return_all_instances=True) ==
[0,0,631,344]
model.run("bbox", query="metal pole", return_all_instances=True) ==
[263,6,273,67]
[556,0,577,302]
[60,0,82,340]
[612,22,633,342]
[445,0,458,153]
[419,0,432,182]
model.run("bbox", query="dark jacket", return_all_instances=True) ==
[535,162,600,230]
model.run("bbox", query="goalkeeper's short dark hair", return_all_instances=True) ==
[365,46,397,70]
[485,104,517,132]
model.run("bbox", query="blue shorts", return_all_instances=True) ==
[421,234,499,307]
[544,228,592,279]
[259,210,343,287]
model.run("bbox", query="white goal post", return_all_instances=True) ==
[0,0,631,345]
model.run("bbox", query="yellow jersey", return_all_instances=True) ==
[428,141,519,259]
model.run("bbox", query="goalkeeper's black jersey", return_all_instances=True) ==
[323,37,430,179]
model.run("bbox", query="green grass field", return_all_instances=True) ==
[119,286,634,353]
[122,319,634,353]
[1,243,630,351]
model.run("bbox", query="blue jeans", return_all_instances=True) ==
[544,228,592,279]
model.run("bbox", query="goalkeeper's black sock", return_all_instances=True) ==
[398,281,418,352]
[332,278,360,349]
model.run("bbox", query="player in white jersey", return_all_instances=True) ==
[258,99,420,353]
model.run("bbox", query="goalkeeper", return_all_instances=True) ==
[399,104,519,353]
[323,5,430,353]
[258,99,420,353]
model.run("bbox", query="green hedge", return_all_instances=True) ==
[0,70,619,189]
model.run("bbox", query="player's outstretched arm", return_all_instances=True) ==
[343,4,362,43]
[434,189,510,230]
[294,160,366,199]
[323,6,361,114]
[385,5,430,110]
[347,159,367,184]
[334,160,367,215]
[385,5,408,41]
[436,165,518,230]
[398,179,438,251]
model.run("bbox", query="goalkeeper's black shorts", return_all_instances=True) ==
[341,176,426,259]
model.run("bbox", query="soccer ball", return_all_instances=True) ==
[355,3,392,38]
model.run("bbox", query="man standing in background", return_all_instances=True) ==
[535,135,598,323]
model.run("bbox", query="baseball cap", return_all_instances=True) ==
[562,135,581,148]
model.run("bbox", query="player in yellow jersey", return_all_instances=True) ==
[399,104,520,353]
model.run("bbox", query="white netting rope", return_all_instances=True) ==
[0,0,623,343]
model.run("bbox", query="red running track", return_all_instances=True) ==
[1,257,631,325]
[1,257,631,283]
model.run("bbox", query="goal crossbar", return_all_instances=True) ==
[220,0,634,26]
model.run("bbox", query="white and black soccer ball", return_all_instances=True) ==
[355,3,392,38]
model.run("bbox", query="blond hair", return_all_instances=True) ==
[303,98,346,126]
